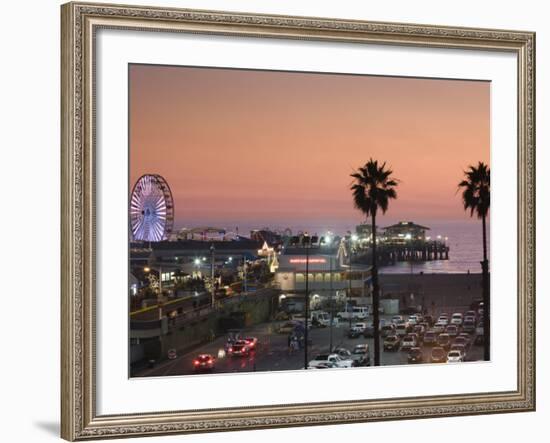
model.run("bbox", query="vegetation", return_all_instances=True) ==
[458,161,490,360]
[351,159,398,366]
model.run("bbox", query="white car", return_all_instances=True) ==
[391,315,404,324]
[433,322,446,333]
[446,350,464,363]
[437,315,449,326]
[401,334,418,350]
[308,353,353,368]
[450,313,464,326]
[407,315,419,325]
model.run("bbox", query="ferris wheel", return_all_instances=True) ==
[130,174,174,242]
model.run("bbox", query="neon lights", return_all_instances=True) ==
[289,258,327,264]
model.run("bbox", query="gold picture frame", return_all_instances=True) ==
[61,2,536,440]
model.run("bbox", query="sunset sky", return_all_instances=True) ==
[129,64,490,233]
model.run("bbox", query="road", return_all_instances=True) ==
[135,313,483,377]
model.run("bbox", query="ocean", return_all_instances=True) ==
[377,220,489,275]
[174,219,489,275]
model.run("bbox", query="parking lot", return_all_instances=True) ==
[135,309,484,377]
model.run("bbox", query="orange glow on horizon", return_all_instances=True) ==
[129,65,490,230]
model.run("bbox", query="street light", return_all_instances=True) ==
[210,244,216,308]
[320,236,335,352]
[303,233,311,370]
[144,266,163,320]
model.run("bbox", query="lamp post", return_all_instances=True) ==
[210,244,215,308]
[320,235,335,352]
[347,236,356,330]
[144,265,163,320]
[242,255,248,294]
[329,255,334,352]
[303,233,310,370]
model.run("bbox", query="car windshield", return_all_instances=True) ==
[448,352,460,357]
[315,355,329,360]
[433,349,445,356]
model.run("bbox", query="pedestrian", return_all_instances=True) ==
[292,336,299,353]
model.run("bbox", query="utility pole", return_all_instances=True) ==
[348,239,353,330]
[210,244,215,308]
[243,255,247,294]
[329,255,334,352]
[304,234,310,370]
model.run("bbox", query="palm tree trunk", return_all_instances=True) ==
[482,214,490,361]
[372,215,381,366]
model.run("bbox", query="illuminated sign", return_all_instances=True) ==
[289,258,327,264]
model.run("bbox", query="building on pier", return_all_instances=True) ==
[383,221,430,243]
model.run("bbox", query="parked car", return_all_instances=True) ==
[413,324,426,339]
[391,315,404,324]
[431,346,447,363]
[308,353,353,368]
[407,347,423,364]
[451,343,467,360]
[193,354,215,371]
[347,323,365,338]
[465,310,478,320]
[463,319,476,333]
[310,311,332,327]
[437,315,449,326]
[433,322,446,334]
[445,324,459,338]
[337,306,369,321]
[334,348,353,360]
[401,334,418,350]
[381,323,396,337]
[408,315,420,325]
[454,335,470,349]
[476,322,484,338]
[351,344,370,366]
[423,330,438,346]
[447,350,464,363]
[437,333,452,350]
[423,315,434,326]
[167,349,177,360]
[395,323,410,337]
[383,335,401,351]
[450,313,464,326]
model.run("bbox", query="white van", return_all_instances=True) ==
[337,306,369,320]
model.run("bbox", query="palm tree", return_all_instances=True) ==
[351,159,398,366]
[458,162,490,361]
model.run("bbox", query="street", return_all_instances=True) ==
[135,313,484,377]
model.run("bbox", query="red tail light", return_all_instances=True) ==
[228,347,233,352]
[193,360,199,365]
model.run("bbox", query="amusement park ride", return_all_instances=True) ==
[130,174,174,242]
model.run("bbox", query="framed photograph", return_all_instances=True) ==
[61,2,535,440]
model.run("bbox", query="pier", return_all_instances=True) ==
[354,241,450,266]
